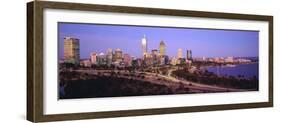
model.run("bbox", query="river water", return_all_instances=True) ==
[206,63,258,79]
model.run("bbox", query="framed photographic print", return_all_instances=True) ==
[27,0,273,122]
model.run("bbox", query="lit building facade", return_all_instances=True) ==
[141,35,148,58]
[151,49,158,56]
[151,49,159,66]
[160,56,169,65]
[97,52,107,65]
[115,48,123,62]
[80,59,91,67]
[225,56,234,63]
[163,55,169,65]
[106,48,113,65]
[64,37,80,65]
[144,54,153,66]
[159,40,166,56]
[186,50,192,60]
[177,48,183,59]
[132,58,142,67]
[90,52,97,64]
[123,54,132,66]
[171,57,178,65]
[214,57,225,63]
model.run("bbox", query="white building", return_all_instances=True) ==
[141,34,148,58]
[171,57,178,65]
[225,56,234,63]
[90,52,97,64]
[177,48,183,59]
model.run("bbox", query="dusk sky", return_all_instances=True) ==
[58,23,259,59]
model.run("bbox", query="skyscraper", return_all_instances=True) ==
[97,52,107,65]
[115,48,123,61]
[64,37,80,65]
[106,48,113,65]
[151,49,159,66]
[177,48,183,59]
[159,40,166,56]
[186,50,192,60]
[90,52,97,64]
[141,35,147,58]
[123,54,132,66]
[144,53,153,66]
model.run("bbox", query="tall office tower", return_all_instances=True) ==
[144,53,153,66]
[106,48,113,65]
[186,50,192,60]
[177,48,183,59]
[90,52,97,64]
[151,49,159,66]
[123,54,132,66]
[97,52,107,65]
[141,34,148,58]
[115,48,123,61]
[163,55,169,65]
[64,37,80,65]
[159,40,166,56]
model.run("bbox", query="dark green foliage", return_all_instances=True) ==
[60,76,175,99]
[172,69,258,90]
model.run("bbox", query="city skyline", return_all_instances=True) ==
[59,23,259,59]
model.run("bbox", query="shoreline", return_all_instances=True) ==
[200,62,258,69]
[199,62,258,79]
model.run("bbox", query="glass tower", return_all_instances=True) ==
[64,37,80,65]
[159,40,166,57]
[141,35,147,58]
[187,50,192,60]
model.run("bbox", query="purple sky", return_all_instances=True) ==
[58,22,259,59]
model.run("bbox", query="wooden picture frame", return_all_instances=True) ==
[27,1,273,122]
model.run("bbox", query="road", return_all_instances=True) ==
[165,67,244,91]
[74,68,245,93]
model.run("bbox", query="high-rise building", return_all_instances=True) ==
[115,48,123,61]
[151,49,159,66]
[132,58,142,67]
[106,48,113,65]
[123,54,132,66]
[144,54,153,66]
[97,52,107,65]
[159,40,166,56]
[177,48,183,59]
[160,57,165,65]
[164,55,169,65]
[90,52,97,64]
[141,35,148,58]
[186,50,192,60]
[131,59,138,68]
[64,37,80,65]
